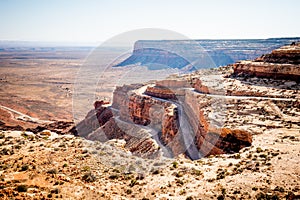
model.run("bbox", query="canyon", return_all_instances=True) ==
[0,39,300,200]
[0,40,299,199]
[76,42,300,161]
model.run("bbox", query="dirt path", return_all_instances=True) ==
[0,104,54,124]
[190,88,296,101]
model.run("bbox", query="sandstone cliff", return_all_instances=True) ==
[76,43,300,160]
[233,42,300,81]
[76,78,253,159]
[114,38,299,69]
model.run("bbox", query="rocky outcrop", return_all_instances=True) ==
[183,89,252,156]
[255,42,300,64]
[155,79,191,88]
[124,92,186,157]
[233,61,300,81]
[233,42,300,81]
[76,42,300,159]
[112,81,250,158]
[76,77,253,159]
[76,99,161,158]
[195,128,252,156]
[144,86,176,100]
[193,79,210,94]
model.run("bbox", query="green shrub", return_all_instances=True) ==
[175,178,184,186]
[256,147,263,153]
[125,189,132,194]
[82,166,90,172]
[51,188,60,194]
[191,168,202,176]
[172,161,178,168]
[129,179,137,187]
[175,172,184,178]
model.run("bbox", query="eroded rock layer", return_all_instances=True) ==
[76,78,253,159]
[233,42,300,81]
[76,43,300,160]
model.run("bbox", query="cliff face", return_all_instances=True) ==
[116,48,190,69]
[76,78,252,159]
[114,38,299,69]
[233,42,300,81]
[76,43,300,160]
[76,100,161,158]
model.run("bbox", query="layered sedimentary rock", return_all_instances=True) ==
[144,85,177,100]
[76,76,253,159]
[76,100,161,158]
[193,79,211,94]
[116,48,190,69]
[76,43,300,159]
[233,42,300,81]
[115,38,299,69]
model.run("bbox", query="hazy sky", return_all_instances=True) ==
[0,0,299,42]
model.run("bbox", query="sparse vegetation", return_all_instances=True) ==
[82,172,96,182]
[172,161,178,168]
[20,164,29,171]
[16,185,28,192]
[125,189,132,194]
[47,168,57,174]
[82,165,91,172]
[151,169,160,175]
[109,174,119,180]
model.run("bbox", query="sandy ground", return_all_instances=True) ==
[0,49,299,199]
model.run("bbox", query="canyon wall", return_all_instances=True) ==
[76,79,252,159]
[233,42,300,81]
[76,42,300,159]
[115,38,299,69]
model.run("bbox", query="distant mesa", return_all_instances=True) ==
[113,38,300,70]
[115,48,190,70]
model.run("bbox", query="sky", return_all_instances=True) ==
[0,0,299,43]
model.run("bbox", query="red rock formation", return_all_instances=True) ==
[76,101,161,158]
[75,43,300,159]
[233,61,300,81]
[156,79,191,88]
[126,93,185,156]
[79,67,263,159]
[233,42,300,81]
[145,86,176,100]
[94,100,113,126]
[183,89,252,156]
[193,79,210,94]
[256,42,300,64]
[128,95,153,126]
